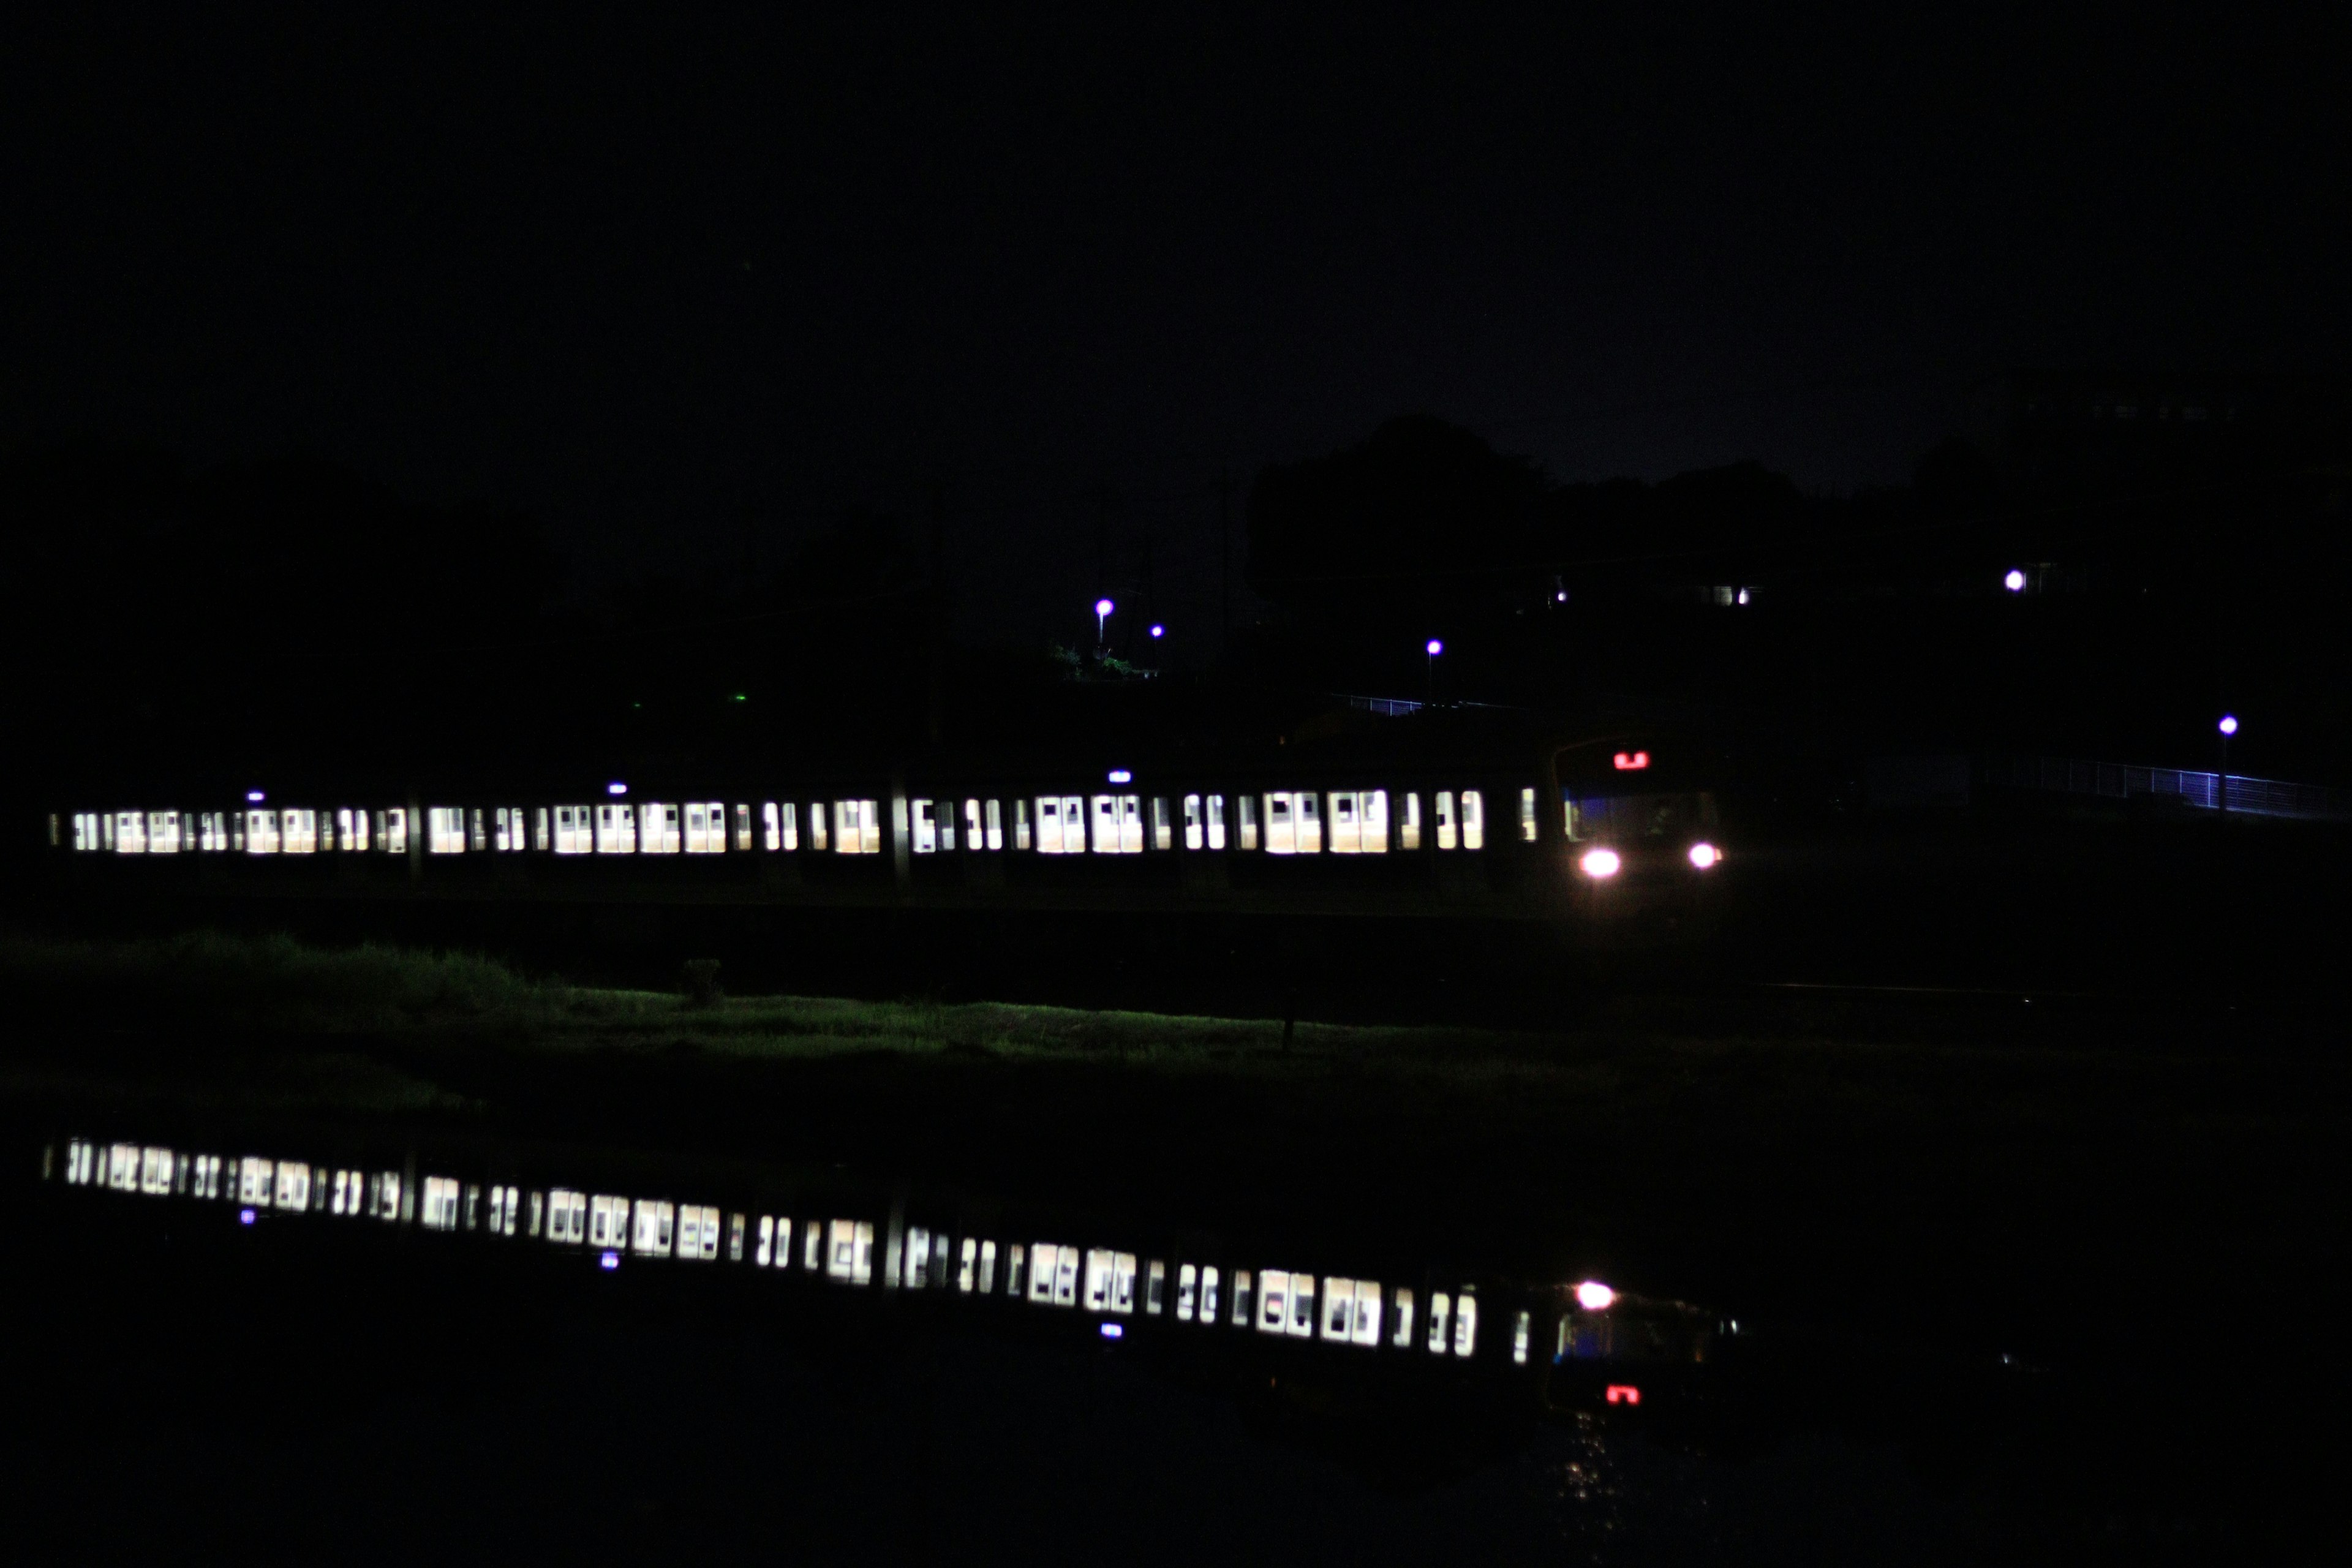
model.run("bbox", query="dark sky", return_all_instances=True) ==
[6,6,2346,641]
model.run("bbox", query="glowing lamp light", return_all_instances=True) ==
[1576,1280,1618,1311]
[1612,751,1650,771]
[2003,568,2027,592]
[1736,588,1751,606]
[1579,848,1622,880]
[1107,769,1133,784]
[600,1251,620,1270]
[245,790,266,803]
[1425,639,1444,657]
[607,782,628,796]
[1687,842,1721,870]
[1604,1384,1642,1406]
[1095,598,1115,618]
[1099,1322,1124,1340]
[238,1208,255,1226]
[2218,715,2239,736]
[1149,624,1165,639]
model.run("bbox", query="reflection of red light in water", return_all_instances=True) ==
[1605,1384,1641,1405]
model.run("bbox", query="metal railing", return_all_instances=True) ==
[1989,755,2352,822]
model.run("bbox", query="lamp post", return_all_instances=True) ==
[2217,715,2237,818]
[1425,638,1442,706]
[1095,598,1114,647]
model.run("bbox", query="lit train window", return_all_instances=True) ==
[1202,1265,1221,1322]
[238,1157,274,1206]
[140,1147,173,1195]
[761,802,781,851]
[1033,797,1066,853]
[907,1226,933,1286]
[684,802,725,853]
[1327,794,1358,853]
[1389,1289,1414,1348]
[491,1186,521,1237]
[1183,795,1203,851]
[1461,791,1485,851]
[1088,795,1144,853]
[957,1236,976,1290]
[809,803,828,852]
[828,1219,873,1283]
[113,811,146,854]
[421,1177,461,1231]
[642,804,681,854]
[1435,792,1457,851]
[194,1153,222,1199]
[1237,794,1258,851]
[527,1191,543,1237]
[1177,1263,1197,1321]
[325,1169,353,1215]
[595,804,635,854]
[533,807,549,851]
[1083,1248,1114,1310]
[756,1215,775,1266]
[938,804,956,851]
[546,1191,585,1243]
[1264,795,1292,854]
[933,1232,952,1286]
[733,804,752,851]
[1151,798,1172,851]
[834,800,878,854]
[1055,1246,1079,1305]
[1428,1293,1451,1352]
[494,807,518,851]
[589,1194,626,1248]
[965,798,984,850]
[383,809,408,855]
[1028,1243,1060,1303]
[146,812,180,854]
[1453,1291,1479,1357]
[1512,1310,1531,1365]
[631,1199,677,1254]
[1325,792,1389,853]
[1352,1284,1383,1345]
[1014,799,1031,850]
[977,1238,998,1292]
[1006,1243,1027,1296]
[553,806,590,854]
[1146,1259,1166,1314]
[274,1162,311,1210]
[246,810,281,854]
[1105,1253,1139,1314]
[1257,1271,1289,1333]
[282,809,317,854]
[780,802,799,851]
[803,1221,821,1270]
[1322,1279,1355,1340]
[911,799,937,854]
[470,809,488,851]
[1519,787,1539,842]
[200,812,227,851]
[984,799,1003,851]
[426,808,465,855]
[70,812,92,851]
[1289,1276,1317,1336]
[1205,794,1226,850]
[676,1205,719,1260]
[377,1172,405,1221]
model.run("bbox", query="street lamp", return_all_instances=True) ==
[1095,598,1115,642]
[2217,715,2238,817]
[1148,623,1164,640]
[2003,568,2027,593]
[1425,638,1442,705]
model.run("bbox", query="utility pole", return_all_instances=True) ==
[927,485,946,747]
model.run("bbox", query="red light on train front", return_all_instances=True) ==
[1612,751,1649,771]
[1605,1384,1642,1405]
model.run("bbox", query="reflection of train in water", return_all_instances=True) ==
[47,1131,1724,1415]
[47,723,1724,935]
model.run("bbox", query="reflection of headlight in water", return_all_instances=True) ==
[1687,842,1721,869]
[1579,848,1621,879]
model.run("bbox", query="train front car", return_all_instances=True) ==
[1544,734,1727,942]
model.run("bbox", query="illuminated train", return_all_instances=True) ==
[46,728,1724,930]
[47,1131,1722,1415]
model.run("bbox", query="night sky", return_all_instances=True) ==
[7,7,2347,639]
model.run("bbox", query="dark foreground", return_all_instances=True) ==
[7,913,2348,1563]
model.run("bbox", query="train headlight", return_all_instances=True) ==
[1687,842,1721,870]
[1579,848,1621,880]
[1576,1280,1616,1311]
